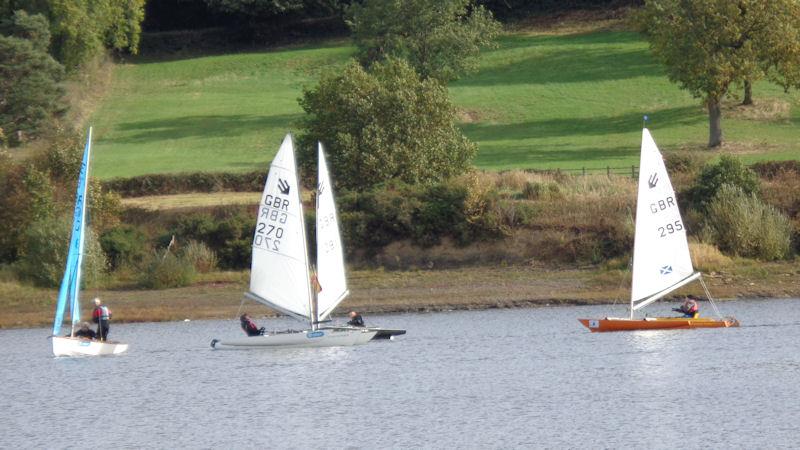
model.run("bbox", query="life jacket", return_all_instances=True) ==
[93,306,111,320]
[687,300,698,313]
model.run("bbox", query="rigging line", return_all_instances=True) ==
[699,275,723,319]
[234,295,247,320]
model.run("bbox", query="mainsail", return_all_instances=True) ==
[315,144,349,320]
[630,128,698,312]
[52,128,92,336]
[247,134,313,320]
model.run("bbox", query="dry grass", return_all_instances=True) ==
[689,240,733,272]
[121,192,261,211]
[509,7,633,35]
[724,99,792,122]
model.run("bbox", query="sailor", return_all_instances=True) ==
[240,313,265,336]
[674,295,699,318]
[74,322,97,340]
[92,298,113,341]
[347,311,365,327]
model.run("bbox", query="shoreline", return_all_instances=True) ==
[3,262,798,329]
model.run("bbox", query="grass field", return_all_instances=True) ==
[89,26,800,179]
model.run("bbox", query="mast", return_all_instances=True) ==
[295,138,315,330]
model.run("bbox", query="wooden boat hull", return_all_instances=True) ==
[578,316,740,332]
[211,328,377,349]
[52,336,129,357]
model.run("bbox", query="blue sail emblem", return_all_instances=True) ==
[660,265,673,275]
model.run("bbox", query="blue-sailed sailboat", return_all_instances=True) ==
[51,128,128,356]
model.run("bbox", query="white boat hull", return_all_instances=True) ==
[52,336,129,357]
[211,328,376,349]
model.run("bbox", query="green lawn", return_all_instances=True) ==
[90,30,800,179]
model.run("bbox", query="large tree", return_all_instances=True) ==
[640,0,800,147]
[0,11,64,143]
[347,0,501,83]
[1,0,146,71]
[298,58,476,190]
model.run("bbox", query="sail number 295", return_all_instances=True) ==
[658,220,684,238]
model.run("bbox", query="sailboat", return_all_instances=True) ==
[51,128,129,356]
[578,128,739,332]
[314,143,405,340]
[211,134,376,348]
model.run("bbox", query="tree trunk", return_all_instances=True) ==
[707,97,723,148]
[743,80,753,105]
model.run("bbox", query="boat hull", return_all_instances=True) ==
[211,328,376,349]
[321,326,406,340]
[52,336,129,357]
[578,316,740,332]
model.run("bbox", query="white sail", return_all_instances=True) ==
[315,143,349,320]
[248,134,313,320]
[631,128,696,311]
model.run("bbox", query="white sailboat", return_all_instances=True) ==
[51,128,128,356]
[211,135,375,348]
[579,128,739,332]
[314,143,406,340]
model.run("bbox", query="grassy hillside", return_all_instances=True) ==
[89,28,800,179]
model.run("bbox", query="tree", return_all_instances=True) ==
[298,58,477,190]
[640,0,800,147]
[0,11,64,143]
[347,0,501,83]
[2,0,146,71]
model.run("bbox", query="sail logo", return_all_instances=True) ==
[278,178,290,195]
[307,331,324,338]
[648,173,659,189]
[660,265,673,275]
[317,180,325,196]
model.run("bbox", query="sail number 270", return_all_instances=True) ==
[658,220,684,238]
[254,206,288,251]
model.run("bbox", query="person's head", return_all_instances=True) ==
[240,313,249,321]
[94,298,101,306]
[80,322,90,330]
[688,294,699,301]
[349,311,358,318]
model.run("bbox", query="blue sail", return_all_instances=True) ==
[52,128,92,336]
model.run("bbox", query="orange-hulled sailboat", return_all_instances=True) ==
[579,128,739,333]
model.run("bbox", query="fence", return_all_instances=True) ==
[519,166,640,179]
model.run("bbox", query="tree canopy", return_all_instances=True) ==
[640,0,800,147]
[347,0,501,83]
[0,11,64,144]
[1,0,146,70]
[298,58,476,190]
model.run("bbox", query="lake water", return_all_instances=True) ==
[2,298,800,449]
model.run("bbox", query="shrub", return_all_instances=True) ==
[100,225,148,270]
[705,184,792,260]
[180,240,218,273]
[139,249,196,289]
[161,209,253,269]
[102,171,265,197]
[688,155,759,211]
[17,217,107,287]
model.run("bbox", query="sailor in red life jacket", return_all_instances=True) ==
[240,313,265,336]
[674,295,700,318]
[92,297,112,341]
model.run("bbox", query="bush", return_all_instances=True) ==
[139,249,196,289]
[102,171,265,197]
[705,184,792,260]
[298,58,476,190]
[17,217,107,287]
[688,155,759,211]
[161,208,253,269]
[180,240,218,273]
[100,225,148,270]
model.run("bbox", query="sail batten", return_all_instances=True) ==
[630,128,696,313]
